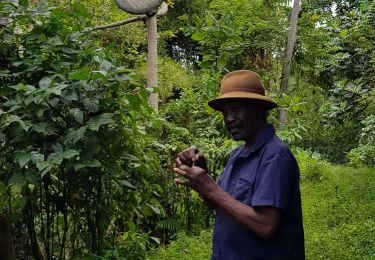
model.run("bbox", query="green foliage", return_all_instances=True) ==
[292,0,375,162]
[302,165,375,259]
[102,232,158,260]
[347,115,375,166]
[0,1,162,258]
[148,230,212,260]
[186,0,289,71]
[1,0,374,258]
[136,57,195,103]
[294,148,326,183]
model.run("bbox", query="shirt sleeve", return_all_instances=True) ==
[251,150,296,211]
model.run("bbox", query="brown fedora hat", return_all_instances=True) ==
[208,70,277,111]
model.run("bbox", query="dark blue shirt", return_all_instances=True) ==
[212,124,304,260]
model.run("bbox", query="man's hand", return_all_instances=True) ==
[173,164,218,200]
[174,146,208,172]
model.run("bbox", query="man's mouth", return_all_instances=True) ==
[228,126,241,133]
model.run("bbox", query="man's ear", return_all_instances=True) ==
[255,104,267,118]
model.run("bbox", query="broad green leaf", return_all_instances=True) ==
[18,153,31,168]
[48,98,60,108]
[47,152,63,165]
[51,142,63,152]
[85,159,101,167]
[200,60,212,69]
[118,180,135,189]
[9,172,27,185]
[39,77,52,89]
[217,54,228,66]
[141,205,153,216]
[150,237,160,244]
[340,29,349,38]
[191,30,205,41]
[177,14,188,21]
[147,203,161,215]
[73,159,101,171]
[8,115,28,130]
[47,150,79,165]
[3,100,20,107]
[72,2,89,18]
[0,70,10,76]
[62,90,78,101]
[8,105,22,113]
[35,160,48,172]
[83,98,99,112]
[24,95,34,106]
[99,60,112,72]
[31,152,44,163]
[9,83,27,92]
[62,48,80,54]
[88,113,114,130]
[65,126,87,144]
[126,94,141,111]
[47,83,69,96]
[92,70,107,77]
[47,36,63,46]
[70,108,84,123]
[12,61,23,67]
[126,221,136,233]
[32,123,56,135]
[62,150,79,159]
[69,67,90,80]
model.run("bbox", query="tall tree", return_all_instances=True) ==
[0,215,15,260]
[279,0,301,123]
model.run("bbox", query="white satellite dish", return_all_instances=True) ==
[115,0,165,15]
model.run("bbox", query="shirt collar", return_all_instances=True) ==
[238,124,275,157]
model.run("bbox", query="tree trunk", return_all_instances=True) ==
[0,214,16,260]
[279,0,301,124]
[147,14,159,111]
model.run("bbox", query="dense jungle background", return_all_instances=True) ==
[0,0,374,259]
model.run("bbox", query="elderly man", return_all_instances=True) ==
[173,70,305,259]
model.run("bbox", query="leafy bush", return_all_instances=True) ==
[147,230,212,260]
[347,115,375,167]
[0,1,162,258]
[293,148,327,183]
[347,144,375,167]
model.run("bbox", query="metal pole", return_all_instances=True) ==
[147,14,158,111]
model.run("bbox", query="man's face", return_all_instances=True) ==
[219,99,265,142]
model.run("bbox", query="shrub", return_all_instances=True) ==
[147,230,212,260]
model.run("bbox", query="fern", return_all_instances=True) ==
[156,217,183,231]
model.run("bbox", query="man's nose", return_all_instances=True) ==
[225,110,236,122]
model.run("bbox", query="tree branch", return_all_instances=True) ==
[91,15,147,31]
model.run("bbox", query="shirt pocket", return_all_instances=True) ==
[232,176,254,204]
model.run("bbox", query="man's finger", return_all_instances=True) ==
[182,150,193,161]
[174,178,189,186]
[175,157,182,166]
[173,167,190,178]
[177,152,188,162]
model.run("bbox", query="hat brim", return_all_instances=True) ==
[208,91,278,111]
